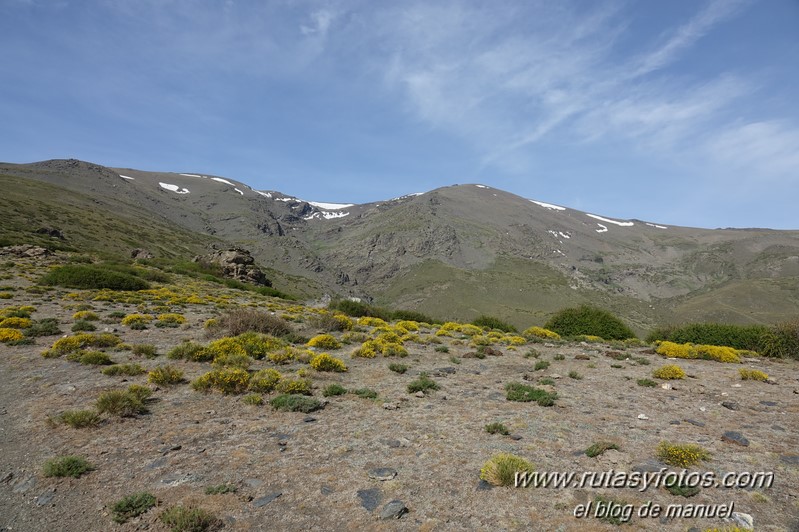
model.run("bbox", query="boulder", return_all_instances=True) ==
[195,247,271,286]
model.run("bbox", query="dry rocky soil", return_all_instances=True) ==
[1,251,798,532]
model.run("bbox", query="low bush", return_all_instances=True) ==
[657,441,711,468]
[102,363,145,377]
[43,456,93,478]
[485,422,510,435]
[160,505,219,532]
[276,378,312,395]
[307,334,342,350]
[760,320,799,359]
[132,344,157,358]
[270,394,322,413]
[0,328,24,343]
[328,299,390,320]
[544,305,636,340]
[323,383,347,397]
[210,308,294,337]
[73,351,113,365]
[480,453,534,487]
[407,373,439,393]
[249,368,282,393]
[192,368,250,394]
[58,409,101,428]
[39,265,150,291]
[96,388,149,417]
[739,368,768,381]
[637,378,657,387]
[534,360,550,371]
[585,441,619,458]
[388,363,408,374]
[148,365,184,386]
[111,492,157,524]
[205,484,237,495]
[656,341,741,363]
[505,382,557,406]
[0,316,32,328]
[23,318,61,337]
[71,320,96,332]
[353,388,378,399]
[167,341,207,361]
[652,364,686,380]
[646,322,769,351]
[521,326,561,340]
[472,315,516,333]
[309,353,347,372]
[242,393,264,405]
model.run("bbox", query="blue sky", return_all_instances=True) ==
[1,0,798,229]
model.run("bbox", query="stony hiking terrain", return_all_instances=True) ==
[1,251,799,532]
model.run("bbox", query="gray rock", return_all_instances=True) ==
[145,457,168,470]
[35,488,56,506]
[730,512,754,530]
[721,431,750,447]
[379,500,409,519]
[12,475,36,494]
[683,419,705,427]
[320,485,334,495]
[780,455,799,466]
[357,488,382,511]
[252,492,282,508]
[244,478,264,488]
[720,401,739,411]
[368,468,397,481]
[632,460,667,473]
[303,416,317,423]
[760,400,778,406]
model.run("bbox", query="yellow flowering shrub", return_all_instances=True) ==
[42,332,121,357]
[203,337,248,359]
[192,368,251,394]
[156,313,186,324]
[0,293,12,299]
[652,364,686,380]
[500,335,528,346]
[72,311,98,321]
[0,317,32,329]
[0,328,24,343]
[307,334,342,350]
[522,326,561,340]
[656,341,741,363]
[470,335,492,347]
[212,352,252,370]
[310,353,348,372]
[234,332,285,359]
[739,368,768,381]
[357,316,388,328]
[656,441,711,468]
[276,377,312,395]
[1,305,35,318]
[121,313,153,326]
[352,340,378,358]
[396,320,419,332]
[249,368,282,393]
[460,324,484,337]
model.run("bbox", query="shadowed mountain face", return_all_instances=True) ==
[2,158,798,332]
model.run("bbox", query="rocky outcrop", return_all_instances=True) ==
[195,247,271,286]
[1,245,52,258]
[130,248,154,260]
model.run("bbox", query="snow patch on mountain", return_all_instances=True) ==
[530,200,566,211]
[159,182,190,194]
[119,175,134,180]
[586,213,634,227]
[308,201,354,210]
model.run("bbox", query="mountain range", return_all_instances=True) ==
[2,158,798,334]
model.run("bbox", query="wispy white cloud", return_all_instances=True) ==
[705,121,799,179]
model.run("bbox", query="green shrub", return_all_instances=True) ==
[534,360,550,371]
[75,351,113,365]
[160,505,219,532]
[270,394,323,413]
[485,422,510,435]
[276,377,312,395]
[102,363,145,376]
[505,382,557,406]
[637,378,657,387]
[585,441,619,458]
[544,305,636,340]
[167,341,207,361]
[760,320,799,359]
[111,492,157,524]
[307,334,342,350]
[24,318,61,337]
[388,363,408,374]
[148,365,184,386]
[192,368,251,394]
[472,315,517,333]
[242,393,264,405]
[646,322,769,351]
[328,299,390,320]
[39,265,150,291]
[407,372,439,393]
[43,456,93,478]
[568,370,583,380]
[58,409,101,428]
[480,453,534,487]
[96,389,147,417]
[390,309,437,324]
[132,344,157,358]
[739,368,768,381]
[211,308,294,337]
[664,477,701,498]
[353,388,378,399]
[71,320,97,332]
[323,383,347,397]
[205,484,237,495]
[434,345,449,353]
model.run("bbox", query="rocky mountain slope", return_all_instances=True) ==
[2,159,798,332]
